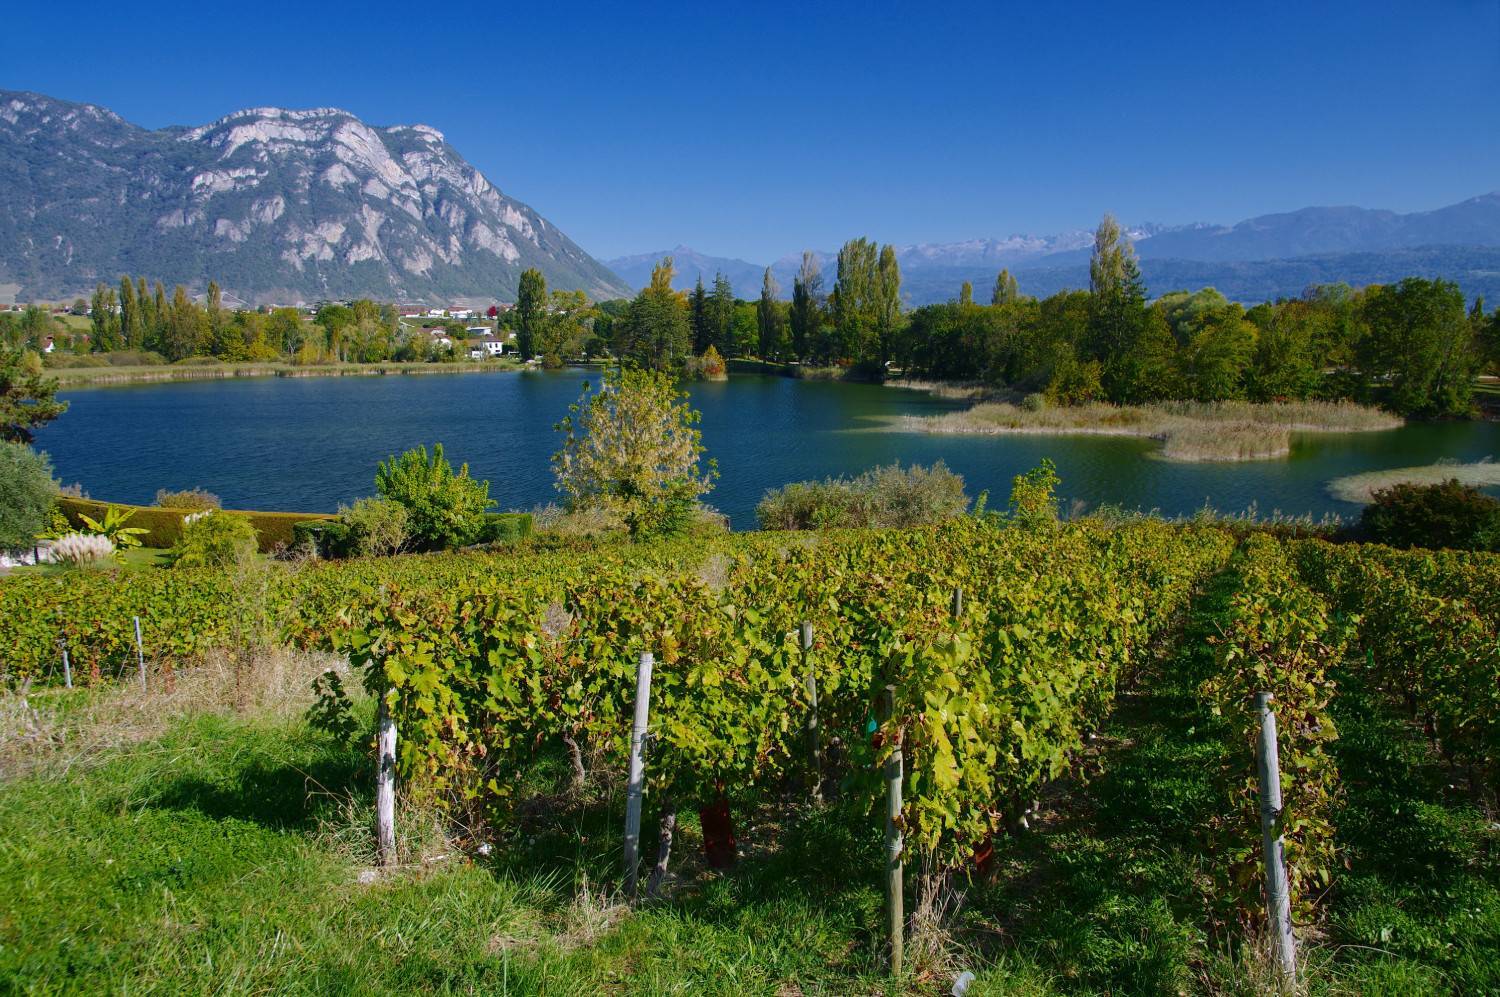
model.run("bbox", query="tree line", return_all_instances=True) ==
[599,218,1498,418]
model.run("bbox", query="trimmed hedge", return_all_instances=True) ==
[58,497,334,553]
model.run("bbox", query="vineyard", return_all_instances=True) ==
[3,518,1499,990]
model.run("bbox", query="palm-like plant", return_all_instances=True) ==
[78,506,150,553]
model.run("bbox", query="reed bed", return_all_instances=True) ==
[901,399,1401,462]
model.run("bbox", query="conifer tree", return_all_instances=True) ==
[516,268,546,361]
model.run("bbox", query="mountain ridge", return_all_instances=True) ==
[608,192,1500,304]
[0,90,632,304]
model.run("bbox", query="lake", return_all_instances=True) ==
[32,370,1500,529]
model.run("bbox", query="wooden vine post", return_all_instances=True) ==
[800,622,823,805]
[1255,692,1297,994]
[57,639,72,689]
[882,683,904,977]
[623,651,655,899]
[376,694,397,867]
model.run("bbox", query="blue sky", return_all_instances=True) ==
[5,0,1497,262]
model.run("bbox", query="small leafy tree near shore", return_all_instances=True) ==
[553,367,716,538]
[0,442,57,550]
[375,444,493,550]
[1008,458,1061,526]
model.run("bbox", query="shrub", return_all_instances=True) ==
[337,498,410,557]
[155,487,221,511]
[0,442,57,550]
[169,512,259,568]
[1021,392,1047,412]
[291,519,353,559]
[1007,458,1061,527]
[476,512,534,545]
[1359,478,1500,551]
[374,444,494,551]
[47,532,114,566]
[756,462,969,531]
[553,367,717,539]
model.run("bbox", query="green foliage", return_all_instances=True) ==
[616,258,692,370]
[0,442,57,550]
[154,487,221,511]
[1198,536,1347,923]
[755,462,969,531]
[336,497,410,558]
[374,444,494,551]
[169,512,259,569]
[58,496,333,551]
[0,347,68,443]
[77,506,150,553]
[1007,458,1061,526]
[1359,478,1500,552]
[552,367,715,538]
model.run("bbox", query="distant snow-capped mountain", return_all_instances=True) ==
[614,193,1500,304]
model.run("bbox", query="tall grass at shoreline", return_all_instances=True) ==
[900,399,1402,462]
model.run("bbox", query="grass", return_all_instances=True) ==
[4,545,173,577]
[1,602,1495,993]
[900,399,1402,462]
[1327,459,1500,504]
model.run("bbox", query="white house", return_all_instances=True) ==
[469,334,506,357]
[450,308,475,321]
[426,307,447,318]
[465,326,492,337]
[427,329,453,348]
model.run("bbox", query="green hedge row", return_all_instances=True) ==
[58,497,334,553]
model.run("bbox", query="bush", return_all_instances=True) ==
[337,498,410,557]
[1008,458,1061,527]
[756,462,969,531]
[0,442,57,550]
[291,520,353,559]
[374,444,494,551]
[155,488,221,511]
[1358,478,1500,551]
[168,512,260,568]
[477,512,534,545]
[1021,392,1047,412]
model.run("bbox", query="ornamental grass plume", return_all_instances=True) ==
[46,532,114,566]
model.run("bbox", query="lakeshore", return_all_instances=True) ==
[45,358,523,386]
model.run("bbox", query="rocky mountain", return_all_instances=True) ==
[0,90,632,305]
[605,245,768,298]
[628,193,1500,305]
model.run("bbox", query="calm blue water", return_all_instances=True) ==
[31,370,1500,529]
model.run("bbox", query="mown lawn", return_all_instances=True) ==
[1,637,1495,994]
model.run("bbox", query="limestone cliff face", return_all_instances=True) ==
[0,91,631,304]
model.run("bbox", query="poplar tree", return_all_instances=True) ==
[789,252,824,361]
[690,276,709,352]
[90,283,121,351]
[757,267,786,359]
[959,281,974,306]
[875,244,902,363]
[119,276,140,348]
[992,268,1019,305]
[708,272,735,357]
[516,267,546,361]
